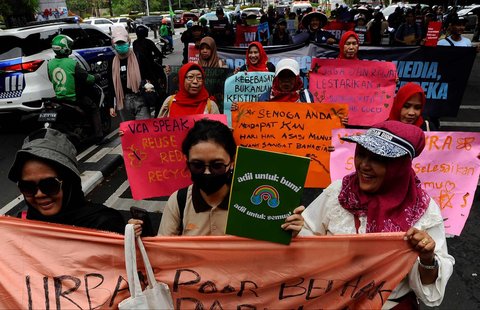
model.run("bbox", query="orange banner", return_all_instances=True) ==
[232,102,347,188]
[0,216,417,309]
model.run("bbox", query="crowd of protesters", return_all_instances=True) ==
[9,2,480,307]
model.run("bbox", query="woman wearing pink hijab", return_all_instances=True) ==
[296,120,454,309]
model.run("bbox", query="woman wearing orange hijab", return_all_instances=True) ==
[388,82,436,131]
[234,41,275,73]
[159,63,219,117]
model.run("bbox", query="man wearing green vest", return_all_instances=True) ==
[47,34,103,142]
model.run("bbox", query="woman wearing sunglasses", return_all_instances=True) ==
[158,63,220,117]
[8,128,125,234]
[129,119,303,236]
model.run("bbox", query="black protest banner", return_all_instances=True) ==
[313,45,477,118]
[219,44,476,119]
[167,66,233,113]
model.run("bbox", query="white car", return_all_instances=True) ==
[0,19,115,120]
[111,17,135,32]
[83,18,114,35]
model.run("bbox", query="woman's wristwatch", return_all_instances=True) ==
[418,257,438,270]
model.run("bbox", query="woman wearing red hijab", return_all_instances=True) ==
[338,31,360,59]
[388,82,436,131]
[234,41,275,73]
[296,121,454,309]
[159,63,219,117]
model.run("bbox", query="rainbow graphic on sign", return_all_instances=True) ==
[250,185,280,208]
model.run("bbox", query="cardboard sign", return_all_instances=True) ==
[232,102,346,188]
[224,72,275,126]
[330,129,480,236]
[235,24,258,47]
[0,216,417,309]
[309,58,397,126]
[120,115,227,200]
[425,21,442,47]
[226,147,310,244]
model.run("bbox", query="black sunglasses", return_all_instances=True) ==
[187,161,230,175]
[17,177,63,197]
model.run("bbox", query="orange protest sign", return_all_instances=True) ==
[232,102,347,188]
[0,217,416,309]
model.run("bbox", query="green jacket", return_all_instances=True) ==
[47,57,95,101]
[160,24,170,37]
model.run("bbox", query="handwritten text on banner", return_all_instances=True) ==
[309,58,397,126]
[330,129,480,235]
[232,102,346,188]
[0,217,416,309]
[224,72,274,126]
[120,114,227,200]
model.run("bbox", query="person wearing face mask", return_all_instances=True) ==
[129,119,304,236]
[106,25,151,121]
[388,82,437,131]
[258,58,313,103]
[158,63,219,117]
[9,128,125,234]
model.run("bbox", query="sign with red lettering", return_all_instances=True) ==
[309,58,397,126]
[330,129,480,235]
[235,24,258,47]
[425,21,442,47]
[0,216,417,309]
[120,115,227,200]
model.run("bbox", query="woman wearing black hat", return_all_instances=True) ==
[302,11,336,44]
[9,128,125,234]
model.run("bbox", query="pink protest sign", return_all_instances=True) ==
[330,128,480,236]
[120,114,227,200]
[309,58,397,126]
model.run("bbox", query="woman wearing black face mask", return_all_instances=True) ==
[129,119,304,236]
[130,119,234,236]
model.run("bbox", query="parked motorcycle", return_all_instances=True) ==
[38,84,111,148]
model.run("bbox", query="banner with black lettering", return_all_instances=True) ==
[218,44,476,118]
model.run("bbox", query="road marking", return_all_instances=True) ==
[104,180,130,208]
[77,129,118,161]
[0,195,24,215]
[85,147,113,163]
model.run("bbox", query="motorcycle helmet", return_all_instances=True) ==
[135,24,149,38]
[162,18,168,24]
[186,20,194,28]
[51,34,74,56]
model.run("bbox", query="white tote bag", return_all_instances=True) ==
[118,224,175,310]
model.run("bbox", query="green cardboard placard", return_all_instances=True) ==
[226,146,309,244]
